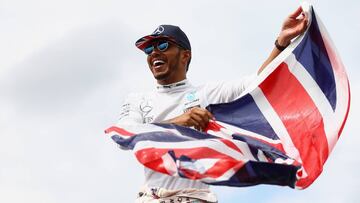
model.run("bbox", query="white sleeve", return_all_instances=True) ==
[116,93,143,125]
[203,74,256,105]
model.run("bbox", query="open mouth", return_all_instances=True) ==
[152,60,165,69]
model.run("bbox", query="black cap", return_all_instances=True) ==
[135,25,191,51]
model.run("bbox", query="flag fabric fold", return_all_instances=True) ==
[105,3,350,189]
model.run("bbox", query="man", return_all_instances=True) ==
[117,7,308,203]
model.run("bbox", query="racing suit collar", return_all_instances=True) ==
[156,79,191,93]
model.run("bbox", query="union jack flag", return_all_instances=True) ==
[105,3,350,189]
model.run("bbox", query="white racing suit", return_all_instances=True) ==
[117,77,254,202]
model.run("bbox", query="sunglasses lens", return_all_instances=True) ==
[157,41,169,51]
[143,41,169,55]
[144,46,154,55]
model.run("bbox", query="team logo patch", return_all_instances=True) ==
[183,91,200,112]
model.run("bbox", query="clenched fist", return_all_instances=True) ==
[165,107,214,131]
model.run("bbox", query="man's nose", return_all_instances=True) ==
[149,47,161,56]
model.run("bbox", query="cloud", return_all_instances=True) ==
[0,21,135,114]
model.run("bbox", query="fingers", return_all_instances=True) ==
[300,19,308,32]
[289,6,303,19]
[188,107,214,131]
[169,107,214,131]
[190,107,214,120]
[188,117,201,131]
[295,16,308,34]
[191,113,208,131]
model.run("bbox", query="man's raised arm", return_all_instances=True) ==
[258,7,308,75]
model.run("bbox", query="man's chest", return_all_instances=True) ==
[139,90,206,123]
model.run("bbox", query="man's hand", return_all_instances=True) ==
[258,7,309,75]
[277,7,309,47]
[164,107,214,132]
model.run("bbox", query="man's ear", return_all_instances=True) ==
[181,50,191,66]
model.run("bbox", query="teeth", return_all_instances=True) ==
[153,60,165,66]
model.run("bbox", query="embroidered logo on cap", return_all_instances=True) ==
[153,25,165,35]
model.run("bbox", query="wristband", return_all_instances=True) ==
[275,39,288,51]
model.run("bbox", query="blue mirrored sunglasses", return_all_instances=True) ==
[143,41,169,55]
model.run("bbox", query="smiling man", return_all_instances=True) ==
[141,28,191,85]
[117,7,308,203]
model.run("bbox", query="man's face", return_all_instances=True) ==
[145,39,189,85]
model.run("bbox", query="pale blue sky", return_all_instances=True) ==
[0,0,359,202]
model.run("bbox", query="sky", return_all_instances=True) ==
[0,0,359,202]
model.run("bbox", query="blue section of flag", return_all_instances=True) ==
[210,161,298,187]
[207,94,279,140]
